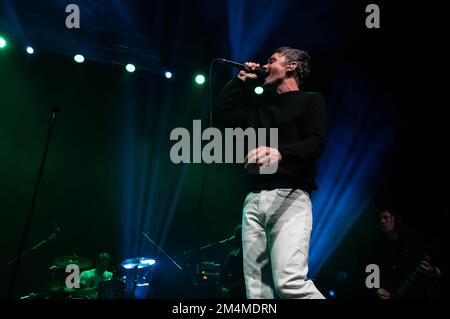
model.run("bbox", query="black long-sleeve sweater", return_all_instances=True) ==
[214,78,328,192]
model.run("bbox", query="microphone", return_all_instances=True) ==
[217,58,267,78]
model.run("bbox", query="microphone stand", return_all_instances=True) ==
[6,224,60,266]
[176,235,234,258]
[142,232,182,270]
[7,108,61,298]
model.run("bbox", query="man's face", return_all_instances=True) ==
[96,258,109,273]
[262,53,290,86]
[379,211,395,233]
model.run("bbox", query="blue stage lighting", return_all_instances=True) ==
[227,0,290,64]
[308,78,395,277]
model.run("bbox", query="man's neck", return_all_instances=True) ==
[276,78,300,94]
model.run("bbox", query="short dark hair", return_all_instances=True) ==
[274,47,311,84]
[97,252,111,264]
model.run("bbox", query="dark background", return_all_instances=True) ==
[0,0,447,299]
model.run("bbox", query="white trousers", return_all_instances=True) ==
[242,189,325,299]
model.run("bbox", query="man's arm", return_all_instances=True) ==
[278,93,328,160]
[214,78,248,127]
[214,62,261,128]
[79,271,88,288]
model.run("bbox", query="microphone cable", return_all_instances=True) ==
[194,58,223,263]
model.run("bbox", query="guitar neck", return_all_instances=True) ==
[392,255,430,299]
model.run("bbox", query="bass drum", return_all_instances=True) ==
[97,279,126,299]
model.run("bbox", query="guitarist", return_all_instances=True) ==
[375,210,442,299]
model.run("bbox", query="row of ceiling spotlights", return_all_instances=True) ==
[0,37,265,93]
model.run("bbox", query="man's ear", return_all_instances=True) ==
[287,61,298,72]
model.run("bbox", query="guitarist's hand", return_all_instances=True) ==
[418,260,441,277]
[376,288,391,299]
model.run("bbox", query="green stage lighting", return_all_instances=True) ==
[0,36,7,49]
[195,74,206,85]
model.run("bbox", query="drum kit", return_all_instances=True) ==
[37,255,156,299]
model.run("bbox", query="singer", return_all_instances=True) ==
[215,47,327,299]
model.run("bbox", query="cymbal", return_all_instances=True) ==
[54,255,93,269]
[121,257,156,269]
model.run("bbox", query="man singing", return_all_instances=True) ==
[215,47,327,299]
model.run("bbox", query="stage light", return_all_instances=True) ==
[165,71,173,79]
[254,86,264,95]
[329,290,335,297]
[74,54,85,63]
[0,36,7,49]
[195,74,206,85]
[26,46,34,54]
[126,64,136,73]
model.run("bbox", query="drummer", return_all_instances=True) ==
[80,252,113,291]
